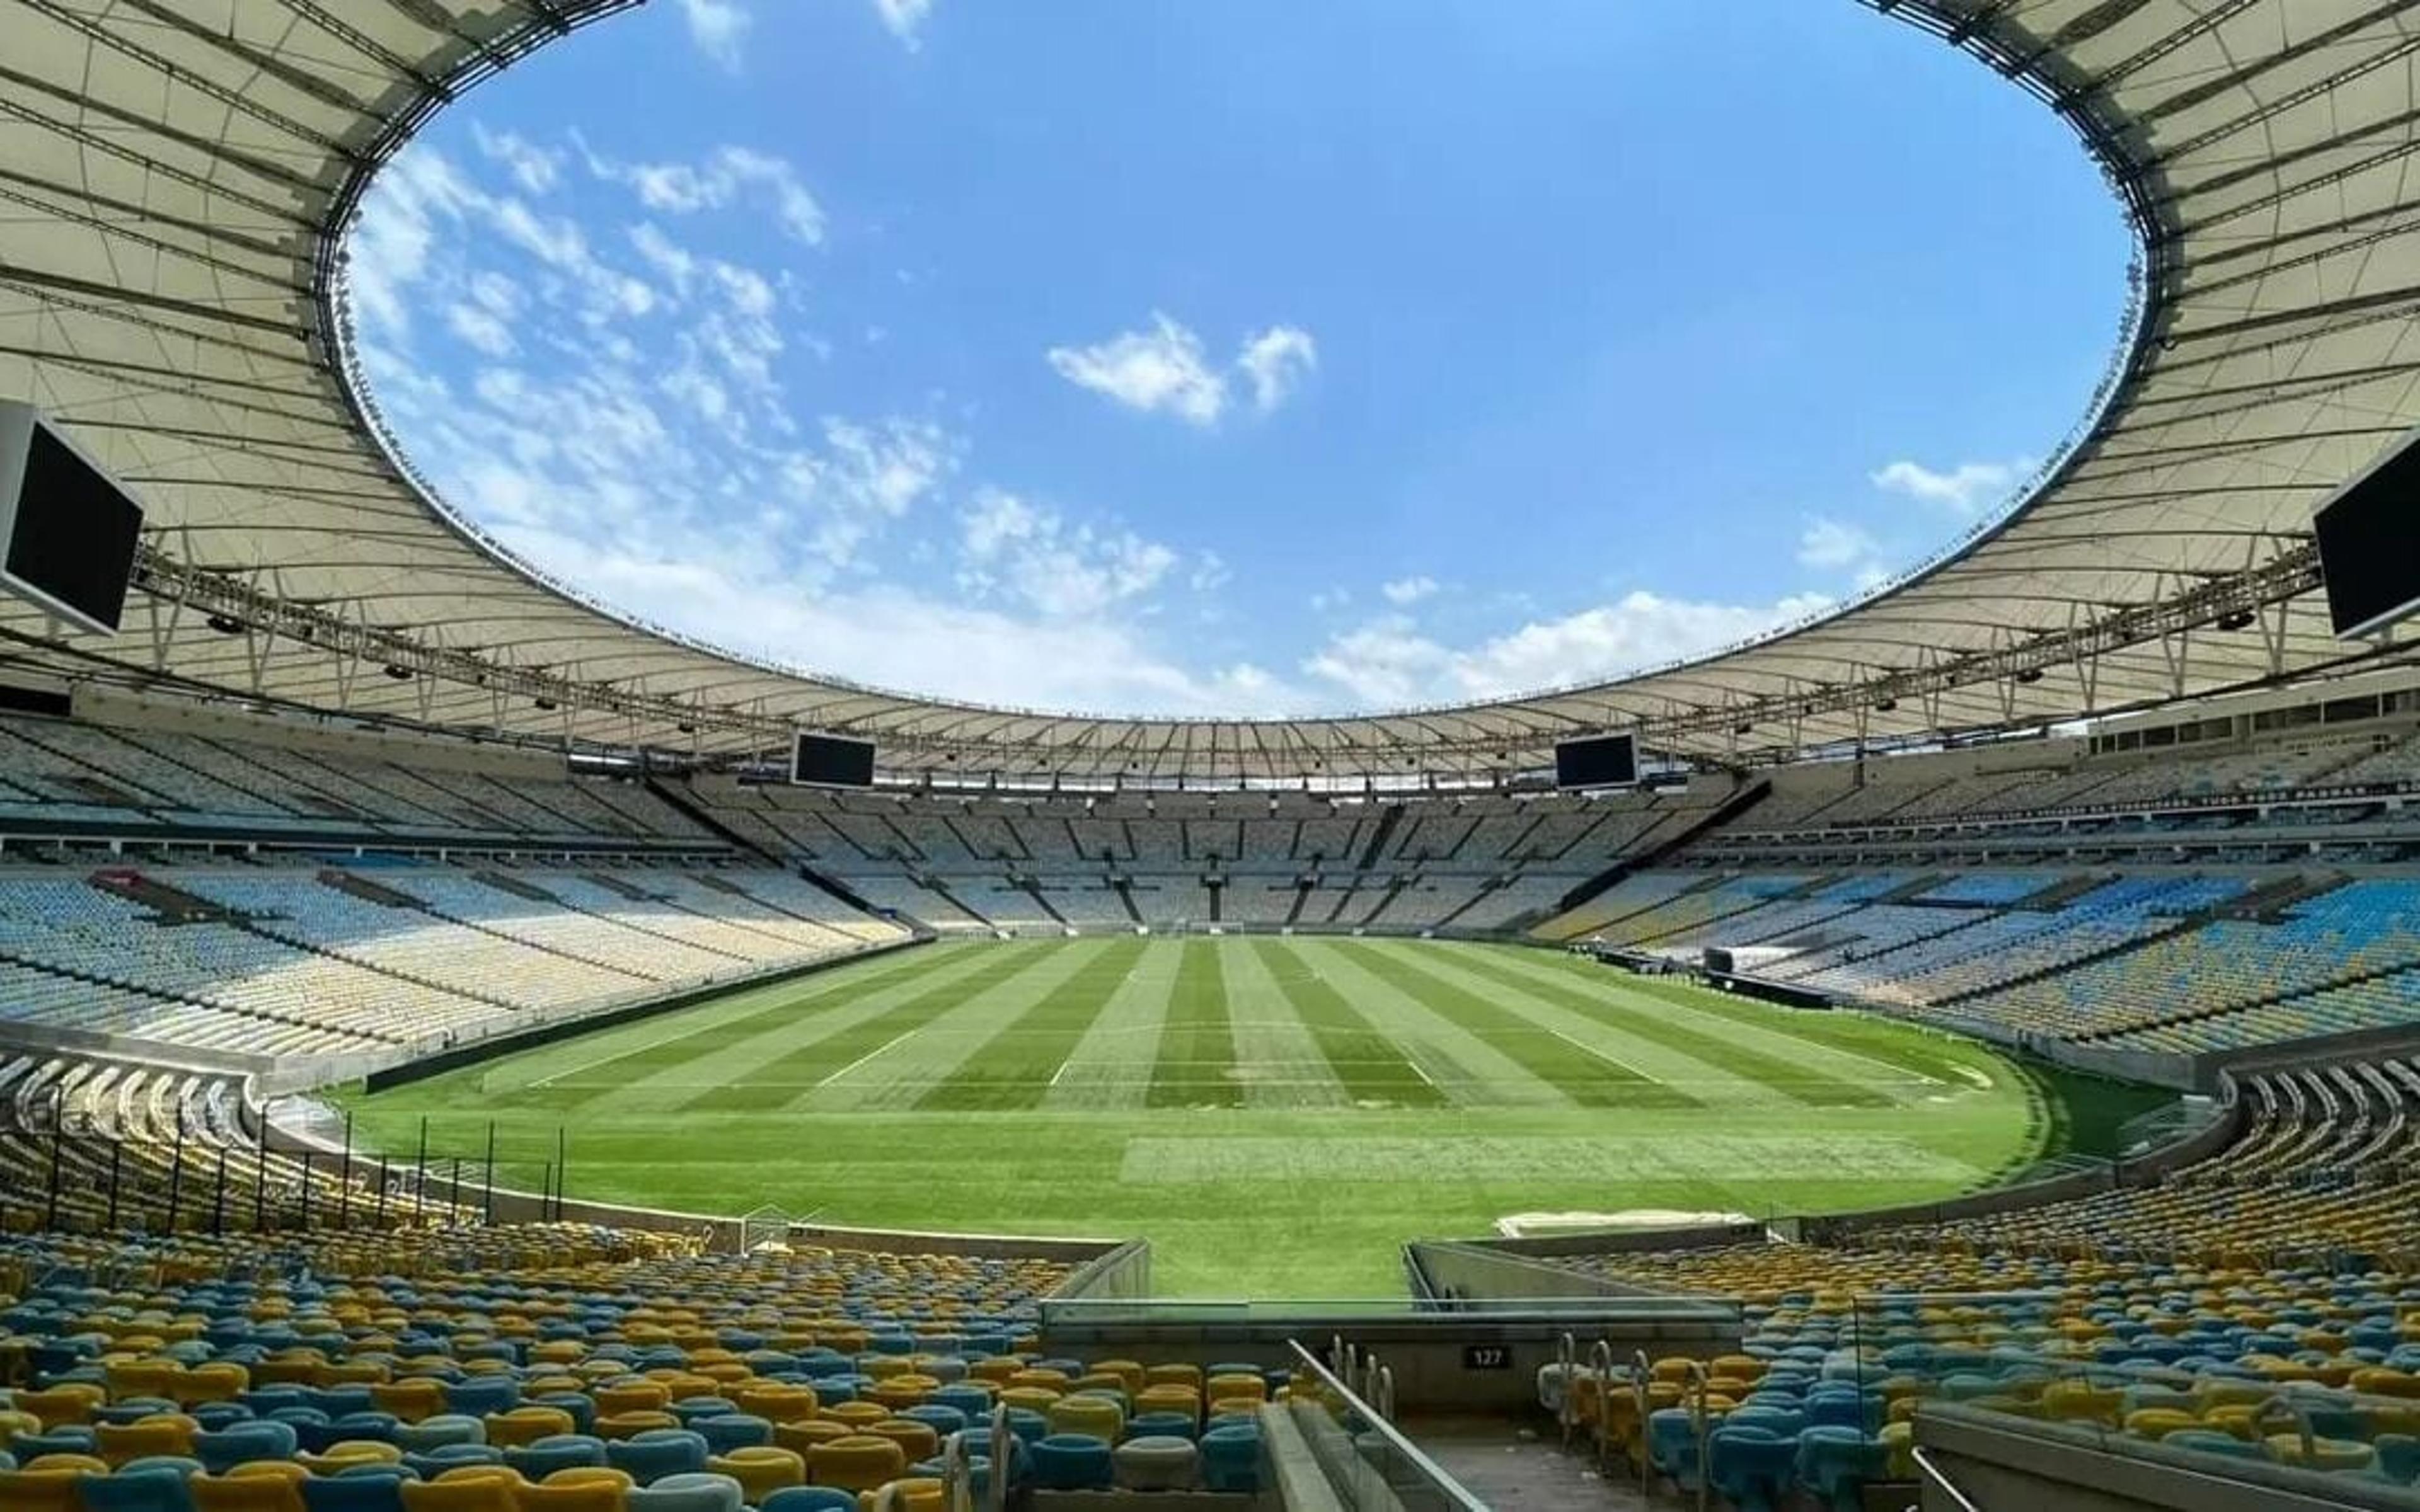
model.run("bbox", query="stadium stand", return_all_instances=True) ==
[1504,1045,2420,1501]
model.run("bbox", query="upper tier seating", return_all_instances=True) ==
[1941,880,2420,1045]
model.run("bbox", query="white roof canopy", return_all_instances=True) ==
[0,0,2412,780]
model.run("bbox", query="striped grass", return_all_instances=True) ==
[336,937,2166,1295]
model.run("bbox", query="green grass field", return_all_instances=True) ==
[336,937,2164,1296]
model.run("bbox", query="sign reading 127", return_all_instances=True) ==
[1461,1344,1512,1370]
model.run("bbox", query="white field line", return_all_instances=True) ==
[526,957,950,1089]
[1572,965,1958,1089]
[815,1029,921,1089]
[1542,1026,1660,1084]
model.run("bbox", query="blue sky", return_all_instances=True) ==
[350,0,2133,716]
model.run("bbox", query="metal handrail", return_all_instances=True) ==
[1683,1358,1713,1512]
[1284,1339,1490,1512]
[1555,1331,1579,1449]
[1911,1445,1983,1512]
[1587,1338,1617,1474]
[1631,1349,1655,1503]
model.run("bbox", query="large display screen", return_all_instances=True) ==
[2315,427,2420,639]
[1555,732,1638,789]
[791,731,876,788]
[0,403,142,636]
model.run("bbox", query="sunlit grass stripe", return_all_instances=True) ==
[1252,939,1448,1108]
[1330,941,1699,1109]
[1612,974,1969,1084]
[1454,952,1893,1108]
[509,947,962,1111]
[685,945,1065,1113]
[918,939,1151,1110]
[1148,939,1245,1108]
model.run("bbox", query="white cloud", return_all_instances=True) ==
[626,223,700,297]
[473,127,564,195]
[1303,591,1835,709]
[1238,325,1317,412]
[675,0,751,69]
[1047,314,1318,425]
[1380,575,1438,607]
[1047,314,1229,426]
[1870,457,2033,515]
[445,302,516,357]
[874,0,934,47]
[1796,516,1879,571]
[957,489,1179,619]
[587,144,826,246]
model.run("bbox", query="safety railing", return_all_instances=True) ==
[1285,1337,1489,1512]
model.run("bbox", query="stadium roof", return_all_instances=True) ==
[0,0,2414,782]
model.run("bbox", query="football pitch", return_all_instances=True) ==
[337,936,2159,1295]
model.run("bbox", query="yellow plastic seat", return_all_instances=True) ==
[865,1419,938,1464]
[372,1381,451,1424]
[1206,1373,1266,1407]
[2041,1382,2123,1426]
[0,1467,88,1512]
[708,1445,805,1503]
[183,1363,250,1405]
[1879,1421,1915,1479]
[807,1435,907,1492]
[1089,1360,1145,1396]
[97,1414,197,1466]
[594,1411,679,1441]
[592,1385,670,1417]
[735,1383,819,1424]
[299,1440,406,1476]
[774,1420,852,1456]
[16,1385,106,1428]
[1143,1364,1201,1391]
[512,1483,625,1512]
[191,1462,309,1512]
[1133,1385,1199,1427]
[995,1387,1058,1415]
[106,1360,188,1404]
[821,1402,888,1431]
[2265,1435,2375,1472]
[870,1477,944,1512]
[401,1474,523,1512]
[865,1375,937,1413]
[1046,1396,1122,1443]
[485,1408,576,1449]
[2124,1409,2201,1440]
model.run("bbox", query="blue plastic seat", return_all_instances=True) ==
[393,1416,484,1453]
[625,1471,742,1512]
[439,1380,517,1419]
[73,1467,195,1512]
[759,1480,866,1499]
[1199,1423,1260,1494]
[606,1429,708,1486]
[1647,1407,1708,1491]
[192,1422,297,1475]
[400,1443,502,1480]
[504,1435,604,1481]
[299,1473,410,1512]
[1029,1433,1113,1491]
[691,1414,768,1453]
[1795,1424,1890,1512]
[1708,1425,1798,1512]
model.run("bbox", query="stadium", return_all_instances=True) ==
[1,0,2419,1508]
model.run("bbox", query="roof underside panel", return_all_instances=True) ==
[0,0,2411,778]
